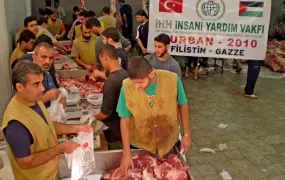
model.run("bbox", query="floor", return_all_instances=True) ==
[183,70,285,180]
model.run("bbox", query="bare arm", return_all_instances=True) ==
[15,144,64,169]
[53,43,68,52]
[53,122,80,135]
[121,117,131,155]
[60,30,66,39]
[178,104,190,135]
[178,104,191,154]
[123,14,128,26]
[93,70,107,81]
[41,94,50,103]
[74,57,90,70]
[137,39,146,51]
[95,112,109,121]
[124,45,131,52]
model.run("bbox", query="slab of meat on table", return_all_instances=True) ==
[264,40,285,72]
[101,154,189,180]
[58,75,103,98]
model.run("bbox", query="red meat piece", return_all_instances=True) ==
[133,155,157,171]
[154,162,172,179]
[165,169,188,180]
[167,154,184,170]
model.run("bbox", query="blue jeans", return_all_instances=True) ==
[244,60,263,95]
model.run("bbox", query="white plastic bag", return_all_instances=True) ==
[47,88,68,123]
[67,132,96,180]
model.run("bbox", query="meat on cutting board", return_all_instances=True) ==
[101,154,189,180]
[59,75,103,98]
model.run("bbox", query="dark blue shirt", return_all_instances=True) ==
[3,103,47,158]
[120,4,133,27]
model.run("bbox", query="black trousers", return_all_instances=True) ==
[244,60,263,95]
[122,26,133,41]
[185,57,199,68]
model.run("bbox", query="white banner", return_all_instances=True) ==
[147,0,272,60]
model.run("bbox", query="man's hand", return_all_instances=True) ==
[55,34,61,39]
[44,89,61,102]
[76,125,93,133]
[92,69,102,78]
[180,135,191,155]
[85,65,94,71]
[60,140,80,154]
[125,24,128,28]
[142,48,148,54]
[120,153,134,178]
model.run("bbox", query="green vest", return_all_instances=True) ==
[74,24,82,39]
[123,70,179,158]
[73,34,98,65]
[47,18,62,36]
[2,97,59,180]
[99,15,116,28]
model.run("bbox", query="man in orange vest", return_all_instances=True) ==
[117,57,191,176]
[2,61,92,180]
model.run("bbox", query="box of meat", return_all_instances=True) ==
[58,147,195,180]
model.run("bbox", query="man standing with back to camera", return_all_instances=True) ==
[119,0,133,41]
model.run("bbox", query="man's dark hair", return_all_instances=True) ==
[136,10,148,19]
[12,60,43,91]
[37,17,48,26]
[45,0,52,7]
[54,0,59,3]
[86,18,101,28]
[24,16,37,27]
[35,34,53,46]
[79,10,90,18]
[100,44,119,60]
[102,7,110,14]
[73,6,80,12]
[89,10,96,17]
[119,0,125,3]
[39,8,53,16]
[127,56,153,79]
[18,30,36,44]
[102,27,120,42]
[154,33,170,45]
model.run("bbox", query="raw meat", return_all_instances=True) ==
[264,40,285,72]
[101,154,189,180]
[58,75,103,98]
[133,155,157,170]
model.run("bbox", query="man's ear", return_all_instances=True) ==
[32,54,36,62]
[166,44,170,50]
[149,69,155,78]
[16,83,25,93]
[108,38,113,45]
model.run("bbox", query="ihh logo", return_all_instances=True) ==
[159,0,183,13]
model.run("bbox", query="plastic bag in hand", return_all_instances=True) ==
[69,132,96,180]
[47,88,68,123]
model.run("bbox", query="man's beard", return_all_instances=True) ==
[42,64,51,71]
[83,36,91,40]
[157,49,167,58]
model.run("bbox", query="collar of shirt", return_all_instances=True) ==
[141,20,149,26]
